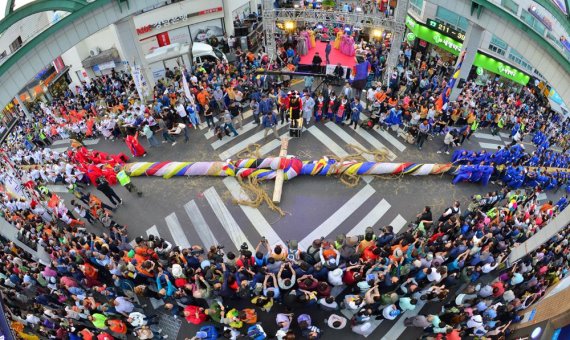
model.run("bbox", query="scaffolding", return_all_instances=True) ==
[261,0,409,82]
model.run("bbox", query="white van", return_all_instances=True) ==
[192,42,227,65]
[145,42,227,81]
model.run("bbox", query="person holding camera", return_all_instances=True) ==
[95,176,122,207]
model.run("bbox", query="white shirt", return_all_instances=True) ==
[176,104,187,118]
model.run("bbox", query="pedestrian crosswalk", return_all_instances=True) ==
[472,131,510,150]
[49,138,100,153]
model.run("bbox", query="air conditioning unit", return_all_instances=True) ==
[89,47,102,56]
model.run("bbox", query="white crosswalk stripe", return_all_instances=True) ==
[499,132,510,139]
[307,125,349,158]
[184,200,219,249]
[146,225,160,238]
[51,139,70,146]
[373,129,407,152]
[341,308,383,337]
[323,122,374,183]
[199,116,219,130]
[473,132,501,141]
[211,121,259,150]
[205,110,253,139]
[165,212,191,249]
[299,184,375,250]
[218,124,288,160]
[479,142,505,150]
[258,133,289,156]
[203,187,253,250]
[347,199,391,237]
[389,214,407,233]
[354,127,397,161]
[223,177,284,246]
[380,301,427,340]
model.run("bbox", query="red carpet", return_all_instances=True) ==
[299,41,356,69]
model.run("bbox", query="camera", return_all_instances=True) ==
[240,243,249,251]
[261,236,266,243]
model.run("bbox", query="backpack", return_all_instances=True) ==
[301,246,320,265]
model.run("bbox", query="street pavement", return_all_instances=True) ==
[47,106,559,339]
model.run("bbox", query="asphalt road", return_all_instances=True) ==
[47,98,561,339]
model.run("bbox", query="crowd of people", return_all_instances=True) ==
[0,10,569,339]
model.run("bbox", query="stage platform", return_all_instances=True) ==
[299,40,357,70]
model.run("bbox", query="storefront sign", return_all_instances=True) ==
[427,19,465,41]
[476,67,483,75]
[551,0,567,14]
[156,32,171,47]
[406,33,416,42]
[136,7,223,35]
[560,36,570,53]
[405,15,530,85]
[528,5,553,31]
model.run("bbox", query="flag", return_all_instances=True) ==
[440,50,467,107]
[131,63,145,112]
[182,67,194,105]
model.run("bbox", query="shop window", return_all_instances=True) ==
[491,35,508,50]
[0,51,6,60]
[409,0,423,15]
[435,7,468,33]
[488,44,506,56]
[501,0,519,14]
[9,36,22,53]
[520,9,546,36]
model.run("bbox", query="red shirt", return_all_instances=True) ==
[361,246,380,262]
[184,305,207,325]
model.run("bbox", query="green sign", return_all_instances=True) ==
[476,67,483,75]
[407,33,416,41]
[405,15,530,85]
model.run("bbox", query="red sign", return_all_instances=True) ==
[136,7,224,35]
[53,56,65,73]
[199,7,223,15]
[136,25,152,35]
[156,32,171,47]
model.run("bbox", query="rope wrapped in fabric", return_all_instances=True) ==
[123,158,457,181]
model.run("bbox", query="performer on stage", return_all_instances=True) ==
[333,30,343,50]
[125,131,147,157]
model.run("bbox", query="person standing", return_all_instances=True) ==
[302,92,315,128]
[115,165,142,197]
[325,40,332,65]
[223,110,239,137]
[96,176,122,207]
[437,130,456,155]
[262,112,279,139]
[203,104,214,129]
[142,123,159,148]
[312,52,323,73]
[416,120,430,150]
[157,116,177,146]
[350,98,363,129]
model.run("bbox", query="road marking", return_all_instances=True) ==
[223,177,284,246]
[51,147,69,153]
[299,184,375,249]
[373,128,406,152]
[389,214,407,233]
[499,132,510,139]
[203,187,253,250]
[380,301,427,340]
[199,116,219,130]
[346,199,391,237]
[479,142,504,150]
[184,200,219,249]
[258,133,289,156]
[218,124,287,160]
[324,122,374,161]
[341,308,382,337]
[146,225,160,238]
[165,213,191,249]
[473,132,502,141]
[83,138,100,146]
[211,121,259,150]
[323,122,374,183]
[354,127,397,161]
[205,110,253,138]
[307,125,349,157]
[46,184,68,193]
[51,139,70,146]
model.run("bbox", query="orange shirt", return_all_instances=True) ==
[374,91,387,102]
